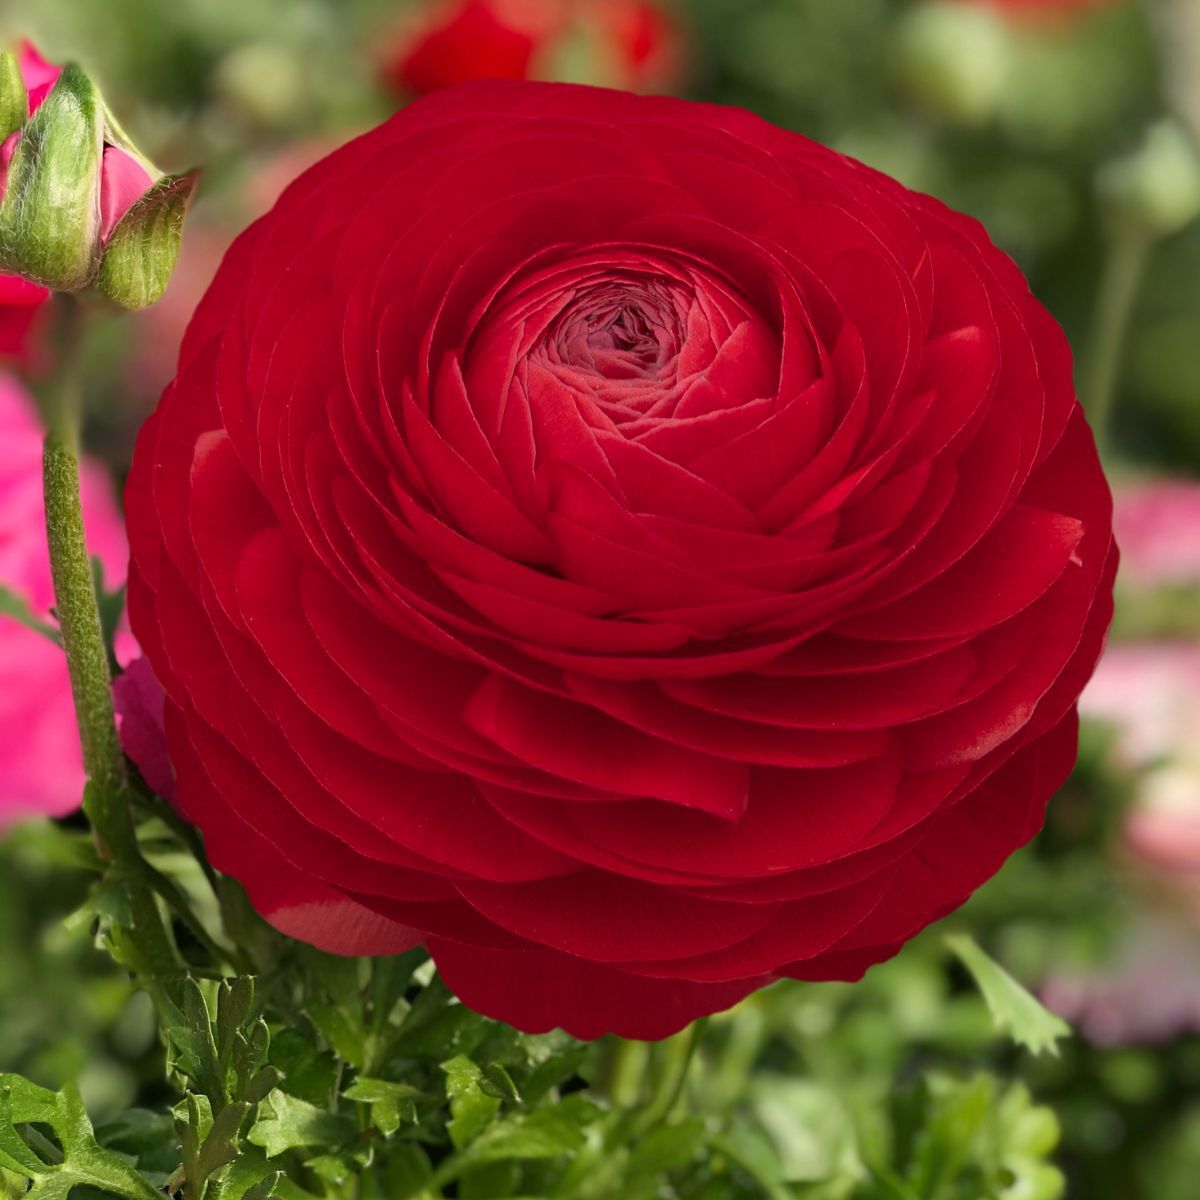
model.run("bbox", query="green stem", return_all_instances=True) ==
[1085,226,1152,456]
[39,294,181,980]
[40,296,130,853]
[632,1019,707,1135]
[604,1038,650,1109]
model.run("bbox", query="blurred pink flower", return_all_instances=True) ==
[1080,643,1200,767]
[1112,480,1200,590]
[0,372,128,829]
[951,0,1120,21]
[1043,918,1200,1045]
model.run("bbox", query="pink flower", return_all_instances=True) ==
[113,655,174,804]
[950,0,1120,21]
[0,372,128,829]
[1112,480,1200,591]
[1080,643,1200,768]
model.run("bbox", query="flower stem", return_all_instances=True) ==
[1085,226,1152,456]
[632,1019,707,1134]
[40,296,131,855]
[39,296,184,979]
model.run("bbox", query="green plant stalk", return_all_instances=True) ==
[1085,226,1153,456]
[633,1019,707,1134]
[40,297,129,848]
[40,296,181,979]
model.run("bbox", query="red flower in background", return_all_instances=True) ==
[127,82,1114,1040]
[383,0,683,96]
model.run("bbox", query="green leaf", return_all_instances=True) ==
[433,1095,598,1185]
[343,1078,422,1137]
[207,1147,278,1200]
[0,1075,162,1200]
[246,1092,353,1159]
[91,559,125,675]
[441,1057,502,1150]
[96,168,199,309]
[947,935,1071,1057]
[0,585,62,647]
[909,1075,994,1198]
[268,1028,340,1108]
[0,64,104,290]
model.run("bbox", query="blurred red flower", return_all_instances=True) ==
[382,0,683,96]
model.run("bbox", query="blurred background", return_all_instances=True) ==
[1,0,1199,1195]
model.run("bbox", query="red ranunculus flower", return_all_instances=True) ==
[127,81,1115,1040]
[382,0,682,97]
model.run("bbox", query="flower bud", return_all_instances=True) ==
[0,51,27,143]
[896,3,1012,127]
[0,64,103,291]
[1098,119,1200,239]
[0,43,195,308]
[97,169,200,310]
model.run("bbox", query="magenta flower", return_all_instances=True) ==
[0,372,128,829]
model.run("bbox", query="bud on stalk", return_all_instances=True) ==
[0,43,196,309]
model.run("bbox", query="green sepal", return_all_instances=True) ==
[0,63,103,290]
[0,50,26,143]
[95,168,198,310]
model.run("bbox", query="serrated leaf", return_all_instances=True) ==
[268,1029,339,1108]
[207,1147,278,1200]
[0,1076,162,1200]
[247,1092,353,1159]
[343,1078,422,1137]
[441,1057,501,1150]
[479,1063,521,1104]
[433,1095,598,1185]
[96,169,199,309]
[947,935,1071,1057]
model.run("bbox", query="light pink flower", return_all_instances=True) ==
[1080,642,1200,767]
[1113,480,1200,590]
[0,372,128,829]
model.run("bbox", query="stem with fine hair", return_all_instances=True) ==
[40,295,132,854]
[40,295,181,978]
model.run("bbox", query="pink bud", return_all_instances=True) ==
[17,40,62,114]
[99,144,154,243]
